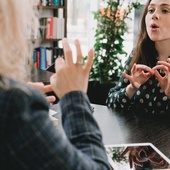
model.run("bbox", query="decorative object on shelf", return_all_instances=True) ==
[86,0,142,105]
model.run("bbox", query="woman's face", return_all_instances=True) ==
[145,0,170,42]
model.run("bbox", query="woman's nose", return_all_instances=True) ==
[152,12,159,20]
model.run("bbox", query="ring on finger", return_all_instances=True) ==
[76,61,84,65]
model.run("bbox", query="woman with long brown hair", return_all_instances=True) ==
[107,0,170,116]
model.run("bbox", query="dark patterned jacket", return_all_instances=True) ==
[0,76,109,170]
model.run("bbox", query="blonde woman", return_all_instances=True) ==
[0,0,110,169]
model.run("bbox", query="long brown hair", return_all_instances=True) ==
[129,0,158,70]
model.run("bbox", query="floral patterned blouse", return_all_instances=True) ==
[106,54,170,116]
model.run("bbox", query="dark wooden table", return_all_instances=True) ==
[50,103,170,159]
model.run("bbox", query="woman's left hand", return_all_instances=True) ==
[152,58,170,97]
[27,82,56,103]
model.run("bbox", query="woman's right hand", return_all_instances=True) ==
[123,63,154,89]
[50,38,94,99]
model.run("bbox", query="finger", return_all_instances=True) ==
[46,96,56,103]
[131,63,136,73]
[62,38,73,65]
[55,57,65,73]
[50,74,56,87]
[157,60,170,68]
[153,65,168,72]
[75,39,83,63]
[143,71,153,78]
[154,70,163,82]
[43,84,53,93]
[27,82,44,91]
[122,71,132,81]
[136,64,154,74]
[84,48,94,73]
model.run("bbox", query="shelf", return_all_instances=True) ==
[38,5,65,9]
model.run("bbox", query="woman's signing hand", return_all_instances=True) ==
[123,63,154,89]
[152,59,170,97]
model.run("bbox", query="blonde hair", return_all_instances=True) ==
[0,0,39,82]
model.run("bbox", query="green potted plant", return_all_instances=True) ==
[86,0,142,105]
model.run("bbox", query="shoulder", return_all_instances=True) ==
[0,77,49,120]
[0,77,50,133]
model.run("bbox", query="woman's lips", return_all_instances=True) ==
[150,23,159,31]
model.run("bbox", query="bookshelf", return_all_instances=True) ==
[33,0,67,70]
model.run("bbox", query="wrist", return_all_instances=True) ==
[126,84,137,99]
[128,84,138,91]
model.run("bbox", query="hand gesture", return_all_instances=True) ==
[152,59,170,97]
[123,63,154,89]
[27,82,56,103]
[50,38,94,99]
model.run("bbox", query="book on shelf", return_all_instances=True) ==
[39,18,46,39]
[49,17,54,39]
[46,48,53,68]
[36,50,40,69]
[39,47,47,70]
[41,16,65,40]
[53,0,59,6]
[45,18,51,39]
[33,47,63,71]
[40,0,64,6]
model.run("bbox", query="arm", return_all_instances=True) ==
[106,55,133,110]
[106,55,154,111]
[4,86,109,169]
[60,91,110,169]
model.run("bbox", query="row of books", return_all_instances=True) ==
[33,47,63,70]
[39,16,65,39]
[33,0,64,6]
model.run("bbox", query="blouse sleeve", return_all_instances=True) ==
[106,53,133,111]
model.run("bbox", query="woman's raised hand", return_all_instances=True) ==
[153,59,170,97]
[50,38,94,99]
[123,63,154,89]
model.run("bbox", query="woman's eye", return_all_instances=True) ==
[148,9,154,13]
[162,9,170,13]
